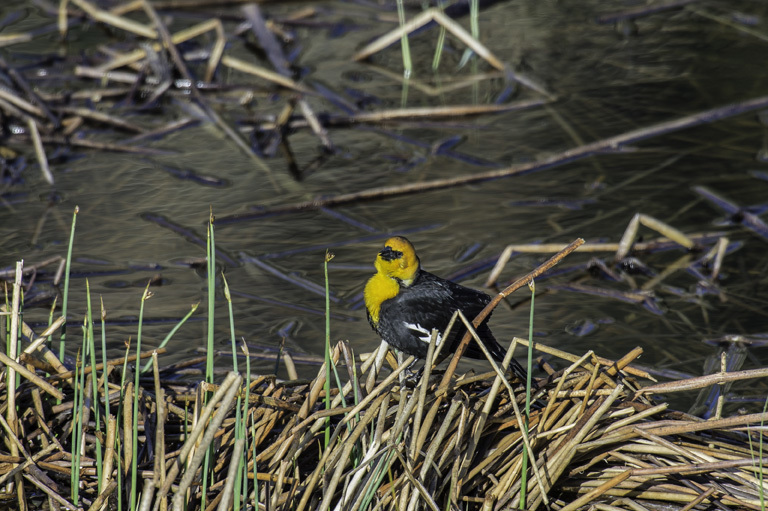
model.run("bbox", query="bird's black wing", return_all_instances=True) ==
[376,271,465,359]
[418,273,528,381]
[376,270,528,380]
[377,271,491,356]
[418,272,501,357]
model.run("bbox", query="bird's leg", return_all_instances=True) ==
[394,350,423,385]
[395,350,409,387]
[396,350,415,378]
[406,359,423,381]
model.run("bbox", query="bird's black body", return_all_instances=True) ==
[364,237,527,380]
[368,269,495,359]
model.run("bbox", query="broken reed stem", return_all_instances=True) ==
[0,351,63,400]
[353,8,507,71]
[25,117,53,184]
[7,261,23,494]
[170,373,242,511]
[155,372,241,506]
[638,366,768,394]
[512,337,651,380]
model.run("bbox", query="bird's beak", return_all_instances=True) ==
[379,246,401,262]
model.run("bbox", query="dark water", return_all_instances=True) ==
[2,1,768,411]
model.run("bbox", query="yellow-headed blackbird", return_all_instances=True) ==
[364,236,527,380]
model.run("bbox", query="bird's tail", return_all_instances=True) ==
[483,336,529,382]
[507,356,529,383]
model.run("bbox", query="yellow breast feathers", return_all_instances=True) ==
[363,272,400,326]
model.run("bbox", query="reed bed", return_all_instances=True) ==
[1,323,766,510]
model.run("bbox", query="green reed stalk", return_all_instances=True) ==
[226,276,243,511]
[432,1,446,70]
[131,282,152,511]
[752,395,768,510]
[99,297,108,415]
[71,347,82,505]
[761,410,766,511]
[206,211,215,385]
[396,0,412,78]
[232,400,243,511]
[98,295,120,508]
[85,280,103,490]
[323,250,334,449]
[361,450,396,510]
[458,0,480,69]
[251,421,258,507]
[76,344,88,499]
[243,342,255,507]
[323,252,348,410]
[519,279,535,509]
[525,281,535,414]
[117,337,133,511]
[59,206,78,359]
[222,274,238,373]
[3,284,7,346]
[202,211,217,507]
[140,302,199,373]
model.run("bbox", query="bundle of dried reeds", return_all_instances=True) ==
[1,321,766,511]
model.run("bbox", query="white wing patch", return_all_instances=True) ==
[404,322,442,345]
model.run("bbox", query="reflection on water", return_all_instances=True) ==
[1,0,767,410]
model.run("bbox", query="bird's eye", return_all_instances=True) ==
[379,246,403,262]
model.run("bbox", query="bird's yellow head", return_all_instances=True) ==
[364,236,421,326]
[374,236,420,286]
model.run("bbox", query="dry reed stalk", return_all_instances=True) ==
[514,338,652,380]
[140,7,234,143]
[123,381,134,478]
[70,0,156,38]
[169,373,242,510]
[255,99,548,131]
[638,366,768,394]
[352,7,550,97]
[153,357,167,499]
[221,55,309,93]
[297,98,334,152]
[0,352,63,400]
[0,87,46,118]
[23,471,77,510]
[37,135,172,154]
[50,348,167,382]
[5,262,24,509]
[0,33,32,47]
[90,18,220,72]
[26,117,53,185]
[55,106,145,133]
